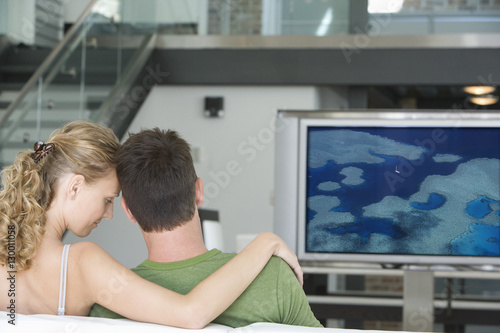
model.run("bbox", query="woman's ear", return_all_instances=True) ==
[68,174,85,199]
[195,177,204,207]
[121,197,137,223]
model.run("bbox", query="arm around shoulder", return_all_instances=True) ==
[79,233,301,329]
[275,259,323,328]
[77,242,202,328]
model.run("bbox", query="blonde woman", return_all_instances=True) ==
[0,121,302,328]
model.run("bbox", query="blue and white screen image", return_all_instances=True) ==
[305,126,500,257]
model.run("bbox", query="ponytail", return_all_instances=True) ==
[0,121,119,270]
[0,151,47,271]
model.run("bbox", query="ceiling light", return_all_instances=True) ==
[463,86,496,95]
[469,94,499,106]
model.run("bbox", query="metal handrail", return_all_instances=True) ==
[94,33,157,125]
[0,25,93,146]
[0,0,99,129]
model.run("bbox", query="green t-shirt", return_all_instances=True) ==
[90,249,322,328]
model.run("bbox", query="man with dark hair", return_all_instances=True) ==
[90,128,322,328]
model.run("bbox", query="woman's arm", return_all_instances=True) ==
[81,232,301,329]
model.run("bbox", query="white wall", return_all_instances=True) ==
[63,85,347,267]
[128,85,321,254]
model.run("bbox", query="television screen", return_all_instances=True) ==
[273,111,500,266]
[304,125,500,260]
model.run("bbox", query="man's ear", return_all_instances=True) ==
[121,197,137,223]
[195,177,204,207]
[68,174,85,199]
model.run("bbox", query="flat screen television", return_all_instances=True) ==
[274,110,500,267]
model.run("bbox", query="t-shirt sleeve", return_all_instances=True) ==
[276,259,323,328]
[89,303,125,319]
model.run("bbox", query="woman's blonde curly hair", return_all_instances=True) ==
[0,120,119,271]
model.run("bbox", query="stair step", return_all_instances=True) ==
[0,73,120,86]
[0,90,20,100]
[19,119,72,128]
[2,121,87,148]
[0,47,135,86]
[1,48,50,67]
[1,48,135,68]
[2,119,69,132]
[0,64,121,74]
[0,65,40,74]
[0,83,25,90]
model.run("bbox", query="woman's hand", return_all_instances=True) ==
[255,232,303,286]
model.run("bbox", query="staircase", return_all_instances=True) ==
[0,43,125,165]
[0,18,156,167]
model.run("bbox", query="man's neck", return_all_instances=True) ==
[142,218,208,263]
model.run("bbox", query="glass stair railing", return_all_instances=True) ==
[0,0,158,168]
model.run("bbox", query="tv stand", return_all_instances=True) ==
[403,270,434,331]
[301,263,500,332]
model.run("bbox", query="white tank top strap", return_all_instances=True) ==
[57,244,71,316]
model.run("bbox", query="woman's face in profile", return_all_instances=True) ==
[68,170,120,237]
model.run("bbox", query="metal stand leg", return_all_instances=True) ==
[403,270,434,332]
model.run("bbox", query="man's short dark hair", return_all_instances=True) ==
[115,128,197,232]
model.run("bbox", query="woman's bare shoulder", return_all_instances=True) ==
[68,241,118,267]
[66,241,132,305]
[69,241,104,252]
